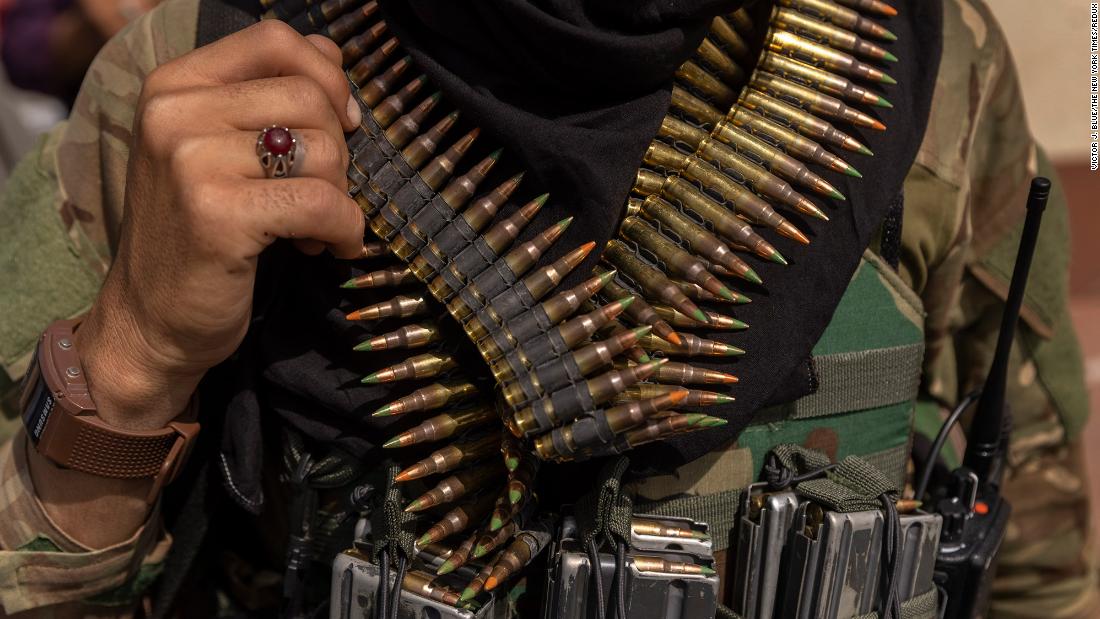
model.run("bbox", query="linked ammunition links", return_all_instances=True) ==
[265,0,903,608]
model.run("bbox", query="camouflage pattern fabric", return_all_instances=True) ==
[0,0,1094,616]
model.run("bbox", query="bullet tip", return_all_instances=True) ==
[619,295,635,309]
[488,147,504,160]
[716,287,737,303]
[701,566,717,575]
[437,560,456,575]
[883,51,899,63]
[557,216,575,229]
[353,340,373,352]
[361,373,380,384]
[770,250,788,266]
[714,394,736,404]
[417,533,432,546]
[664,331,683,346]
[533,192,550,206]
[693,308,710,322]
[858,145,875,156]
[472,545,487,558]
[580,241,597,253]
[485,577,499,591]
[883,29,899,42]
[460,588,477,602]
[505,457,520,472]
[845,165,864,178]
[829,189,847,201]
[508,489,522,504]
[879,73,897,86]
[404,500,420,513]
[875,96,894,109]
[731,319,749,330]
[744,269,763,285]
[669,389,690,404]
[870,120,887,131]
[382,436,402,448]
[638,353,652,363]
[490,516,504,531]
[340,277,361,289]
[724,345,746,356]
[372,405,394,417]
[428,90,442,102]
[394,469,414,482]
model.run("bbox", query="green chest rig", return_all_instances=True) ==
[264,0,904,604]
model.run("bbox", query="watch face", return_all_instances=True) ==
[22,363,56,444]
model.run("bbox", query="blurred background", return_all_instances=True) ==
[0,0,1097,518]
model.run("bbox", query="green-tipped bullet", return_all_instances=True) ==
[489,516,504,531]
[472,544,488,558]
[744,269,763,285]
[879,73,897,85]
[508,489,522,504]
[437,559,458,575]
[875,96,894,109]
[505,457,519,472]
[353,340,372,352]
[692,308,710,323]
[858,144,875,156]
[383,436,401,448]
[829,189,847,201]
[460,588,477,602]
[845,165,864,179]
[700,566,717,575]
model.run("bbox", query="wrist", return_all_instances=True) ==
[75,303,203,431]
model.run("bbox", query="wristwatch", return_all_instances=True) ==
[20,319,200,502]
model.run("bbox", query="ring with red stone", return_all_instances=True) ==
[256,126,297,178]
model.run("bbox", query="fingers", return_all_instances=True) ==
[307,33,362,128]
[148,20,358,132]
[172,77,347,136]
[238,177,365,259]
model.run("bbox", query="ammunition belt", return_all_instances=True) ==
[263,0,904,608]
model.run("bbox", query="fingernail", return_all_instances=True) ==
[346,95,362,129]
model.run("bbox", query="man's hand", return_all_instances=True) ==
[76,21,365,431]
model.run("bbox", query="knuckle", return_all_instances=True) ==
[310,131,346,170]
[252,19,300,47]
[137,93,179,154]
[284,75,329,111]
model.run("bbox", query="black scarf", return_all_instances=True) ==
[195,0,943,510]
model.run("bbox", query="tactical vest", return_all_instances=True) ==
[634,249,924,552]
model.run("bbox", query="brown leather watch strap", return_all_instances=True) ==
[23,319,200,501]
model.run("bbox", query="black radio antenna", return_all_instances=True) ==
[963,177,1050,486]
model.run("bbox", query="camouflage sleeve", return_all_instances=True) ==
[902,1,1098,617]
[0,0,198,615]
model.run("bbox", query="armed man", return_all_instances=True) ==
[0,0,1093,618]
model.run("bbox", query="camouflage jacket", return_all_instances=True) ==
[0,0,1093,616]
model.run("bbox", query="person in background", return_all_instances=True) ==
[1,0,151,102]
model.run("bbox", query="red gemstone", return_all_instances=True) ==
[262,127,293,156]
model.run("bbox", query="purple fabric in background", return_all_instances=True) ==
[1,0,72,94]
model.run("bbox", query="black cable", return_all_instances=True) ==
[374,548,389,619]
[878,493,903,619]
[914,390,981,501]
[587,538,607,619]
[614,541,628,619]
[388,553,408,619]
